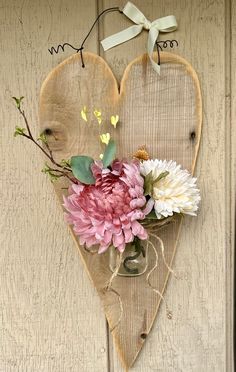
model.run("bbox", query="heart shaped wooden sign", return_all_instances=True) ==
[39,51,202,369]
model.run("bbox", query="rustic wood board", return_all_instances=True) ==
[0,2,109,372]
[0,1,234,371]
[100,0,234,370]
[39,51,202,369]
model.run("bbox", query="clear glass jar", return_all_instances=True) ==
[109,239,148,277]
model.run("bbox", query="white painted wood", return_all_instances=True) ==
[0,1,108,371]
[229,0,235,369]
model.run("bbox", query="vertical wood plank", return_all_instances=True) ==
[229,0,236,368]
[98,0,233,370]
[0,1,109,371]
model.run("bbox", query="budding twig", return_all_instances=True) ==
[13,97,75,183]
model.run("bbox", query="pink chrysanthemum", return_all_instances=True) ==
[63,160,148,253]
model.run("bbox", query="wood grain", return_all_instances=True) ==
[0,0,234,371]
[0,1,108,372]
[229,0,235,369]
[39,51,202,369]
[100,0,234,371]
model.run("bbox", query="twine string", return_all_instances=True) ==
[104,251,124,332]
[84,247,124,332]
[146,238,173,319]
[105,251,123,291]
[144,216,179,319]
[84,216,178,329]
[149,232,178,279]
[107,287,124,332]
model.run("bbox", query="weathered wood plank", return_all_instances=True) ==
[229,0,235,369]
[0,1,108,371]
[39,51,202,370]
[99,0,232,370]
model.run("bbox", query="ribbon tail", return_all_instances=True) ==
[101,24,143,51]
[123,1,150,25]
[147,27,160,74]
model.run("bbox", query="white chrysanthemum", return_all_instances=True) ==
[140,159,201,219]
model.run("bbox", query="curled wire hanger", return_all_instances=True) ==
[48,6,178,68]
[48,7,122,67]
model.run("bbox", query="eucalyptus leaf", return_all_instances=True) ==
[102,140,116,167]
[71,155,95,184]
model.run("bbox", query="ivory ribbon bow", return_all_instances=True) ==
[101,2,177,74]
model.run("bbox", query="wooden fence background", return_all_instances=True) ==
[0,0,234,371]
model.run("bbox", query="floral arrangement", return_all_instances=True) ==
[13,97,200,277]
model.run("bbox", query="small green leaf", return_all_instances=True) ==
[102,140,116,167]
[60,158,71,168]
[14,126,26,137]
[144,171,169,196]
[145,210,158,220]
[41,163,61,183]
[48,173,60,183]
[153,171,169,184]
[37,132,48,144]
[144,171,153,196]
[71,155,95,184]
[12,96,24,109]
[41,163,50,174]
[43,171,61,182]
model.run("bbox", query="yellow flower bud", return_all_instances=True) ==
[81,106,87,122]
[100,133,110,145]
[94,109,102,125]
[110,115,119,128]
